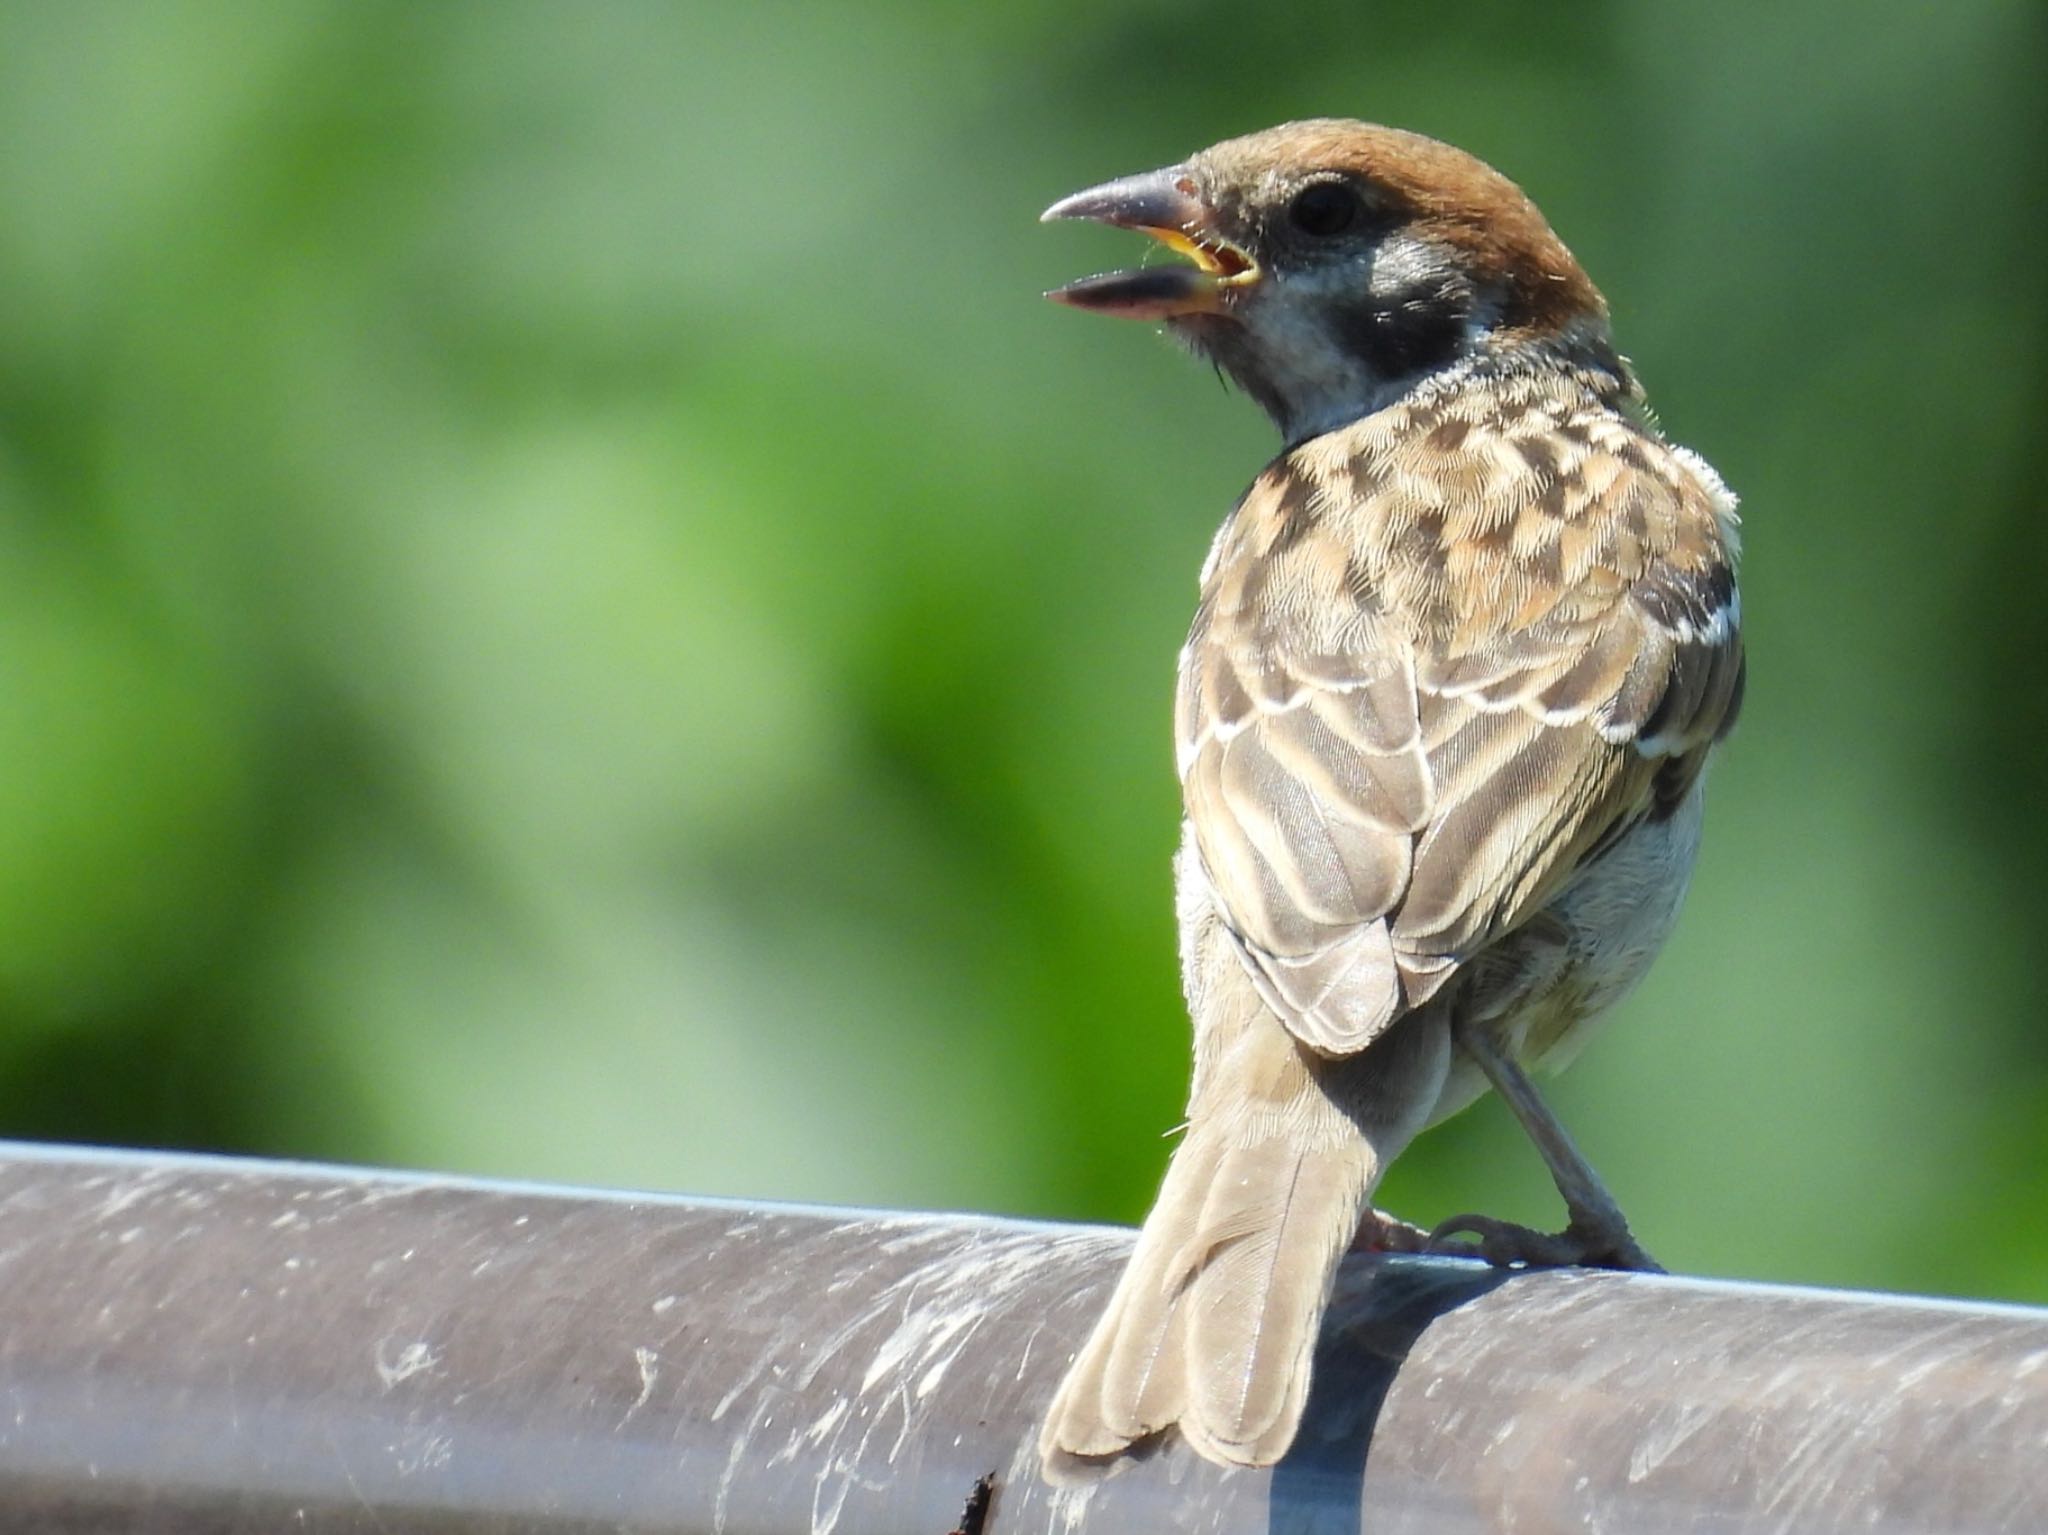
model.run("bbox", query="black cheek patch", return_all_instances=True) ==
[1328,290,1469,381]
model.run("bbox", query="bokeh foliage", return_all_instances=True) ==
[0,0,2043,1301]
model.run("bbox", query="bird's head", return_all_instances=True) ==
[1043,120,1624,442]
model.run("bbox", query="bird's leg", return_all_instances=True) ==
[1429,1015,1662,1273]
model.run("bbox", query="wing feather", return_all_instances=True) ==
[1179,382,1741,1056]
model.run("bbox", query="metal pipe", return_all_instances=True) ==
[0,1142,2039,1533]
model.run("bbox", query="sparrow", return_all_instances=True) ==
[1037,121,1743,1473]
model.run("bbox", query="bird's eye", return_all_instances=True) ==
[1287,182,1360,237]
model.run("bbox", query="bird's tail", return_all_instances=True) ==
[1039,1082,1386,1471]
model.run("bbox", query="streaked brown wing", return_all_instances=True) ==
[1177,395,1742,1056]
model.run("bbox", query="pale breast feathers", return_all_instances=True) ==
[1176,384,1743,1056]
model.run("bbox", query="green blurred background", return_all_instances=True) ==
[0,0,2042,1302]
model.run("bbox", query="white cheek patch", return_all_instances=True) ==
[1256,300,1373,401]
[1364,232,1458,301]
[1234,234,1483,440]
[1240,273,1404,439]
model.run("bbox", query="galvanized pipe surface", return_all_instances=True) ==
[0,1143,2040,1534]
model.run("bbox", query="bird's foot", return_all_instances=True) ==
[1349,1207,1433,1254]
[1426,1211,1663,1273]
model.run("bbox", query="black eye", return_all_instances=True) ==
[1287,181,1360,237]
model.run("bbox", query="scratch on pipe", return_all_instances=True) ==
[1626,1401,1714,1484]
[711,1220,1124,1535]
[86,1168,176,1223]
[995,1413,1086,1535]
[392,1430,454,1477]
[712,1431,748,1534]
[712,1357,786,1423]
[1047,1477,1097,1533]
[323,1426,394,1535]
[618,1346,659,1427]
[793,1396,850,1453]
[374,1339,440,1389]
[795,1227,1093,1534]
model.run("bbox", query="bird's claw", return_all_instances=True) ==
[1426,1212,1664,1273]
[1350,1208,1433,1254]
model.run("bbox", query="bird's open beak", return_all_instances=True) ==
[1041,166,1258,319]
